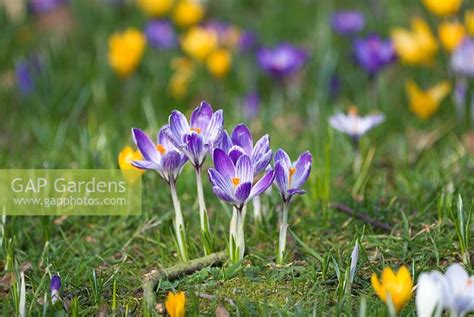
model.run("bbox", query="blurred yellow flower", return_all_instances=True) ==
[466,10,474,35]
[181,27,217,61]
[169,57,194,98]
[136,0,173,17]
[165,291,185,317]
[406,80,451,119]
[371,266,413,312]
[391,17,438,65]
[439,21,466,52]
[421,0,462,16]
[172,0,204,28]
[207,49,232,78]
[118,146,144,184]
[108,28,146,78]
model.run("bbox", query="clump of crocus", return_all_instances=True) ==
[257,43,308,79]
[273,149,312,264]
[50,275,61,305]
[208,149,275,263]
[405,80,451,119]
[137,0,173,17]
[330,10,365,36]
[352,34,396,77]
[118,145,144,184]
[391,17,438,65]
[329,106,384,173]
[371,265,413,313]
[144,20,177,50]
[108,28,146,78]
[421,0,462,17]
[438,21,466,53]
[165,291,186,317]
[172,0,204,28]
[131,127,189,261]
[416,263,474,316]
[164,102,223,255]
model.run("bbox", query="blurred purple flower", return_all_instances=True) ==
[217,124,272,176]
[331,10,365,35]
[274,149,312,204]
[15,56,42,95]
[131,127,188,184]
[329,74,341,99]
[145,20,177,50]
[353,34,396,76]
[208,149,274,210]
[50,275,61,304]
[239,30,258,53]
[257,43,308,78]
[451,39,474,78]
[242,91,260,120]
[29,0,65,13]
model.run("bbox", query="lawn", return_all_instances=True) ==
[1,0,474,316]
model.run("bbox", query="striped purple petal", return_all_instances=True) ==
[253,151,272,176]
[249,169,275,199]
[274,148,291,167]
[235,182,252,203]
[274,160,289,198]
[213,148,235,179]
[202,109,224,143]
[212,186,235,204]
[290,151,312,189]
[236,155,253,184]
[228,146,245,164]
[131,128,161,164]
[208,168,234,199]
[131,160,160,170]
[184,133,204,166]
[231,124,253,155]
[190,101,213,131]
[216,130,232,153]
[169,110,190,142]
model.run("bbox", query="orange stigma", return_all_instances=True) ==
[231,177,241,187]
[190,127,202,134]
[348,105,358,116]
[288,167,296,184]
[156,144,166,154]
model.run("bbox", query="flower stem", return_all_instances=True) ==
[229,206,245,264]
[277,202,290,264]
[169,180,188,262]
[195,167,213,255]
[252,196,262,224]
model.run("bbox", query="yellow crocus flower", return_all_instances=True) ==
[406,80,451,119]
[439,21,466,52]
[391,17,438,65]
[206,49,232,78]
[169,57,194,98]
[181,27,217,61]
[136,0,173,17]
[466,10,474,35]
[371,266,413,312]
[108,28,146,78]
[118,146,144,184]
[165,291,186,317]
[172,0,204,28]
[421,0,462,16]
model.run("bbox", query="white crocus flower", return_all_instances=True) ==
[329,107,385,141]
[443,263,474,317]
[416,271,445,317]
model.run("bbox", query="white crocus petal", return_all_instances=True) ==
[329,112,384,138]
[444,263,474,316]
[349,241,359,283]
[416,272,445,317]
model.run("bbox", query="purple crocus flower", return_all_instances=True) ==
[218,124,272,176]
[29,0,65,13]
[242,91,260,120]
[451,39,474,78]
[50,275,61,304]
[257,43,308,78]
[15,56,42,96]
[144,20,177,50]
[353,34,396,76]
[330,10,365,35]
[164,101,223,168]
[239,30,258,53]
[131,126,187,184]
[274,149,312,204]
[208,149,275,210]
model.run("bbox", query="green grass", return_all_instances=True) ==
[1,0,474,315]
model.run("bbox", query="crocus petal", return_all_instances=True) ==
[162,125,183,148]
[236,155,253,183]
[217,130,233,153]
[158,125,178,151]
[131,160,160,170]
[231,124,253,155]
[131,128,161,164]
[235,182,252,204]
[291,151,312,189]
[416,272,445,317]
[184,132,204,166]
[274,148,291,167]
[249,169,275,199]
[213,148,235,179]
[274,160,289,197]
[253,150,273,176]
[203,109,224,143]
[169,110,190,142]
[212,186,235,204]
[288,188,305,196]
[251,134,270,161]
[162,151,185,182]
[228,146,245,164]
[190,101,213,131]
[208,168,234,199]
